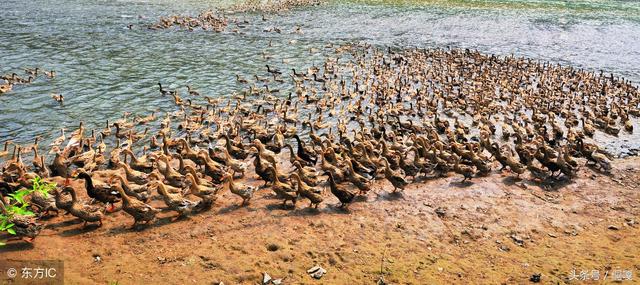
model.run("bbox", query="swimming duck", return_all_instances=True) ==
[51,93,64,104]
[158,82,176,96]
[0,83,13,94]
[0,141,11,158]
[44,70,56,78]
[187,85,200,96]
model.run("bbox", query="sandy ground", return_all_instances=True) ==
[1,156,639,284]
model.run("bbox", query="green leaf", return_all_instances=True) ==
[0,240,5,246]
[7,228,15,235]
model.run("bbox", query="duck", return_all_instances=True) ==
[197,151,226,183]
[158,155,185,187]
[184,173,220,208]
[221,147,248,177]
[292,161,320,186]
[236,74,249,84]
[267,167,297,207]
[152,180,195,218]
[220,133,248,159]
[284,144,312,167]
[44,70,56,78]
[123,148,153,172]
[51,93,64,104]
[64,186,104,227]
[504,151,526,178]
[50,128,66,147]
[184,165,215,188]
[588,151,611,172]
[0,195,42,242]
[109,172,149,200]
[76,171,121,211]
[326,171,355,209]
[320,151,345,183]
[111,178,158,227]
[187,85,200,96]
[293,134,317,165]
[223,171,257,206]
[0,140,12,158]
[381,157,409,192]
[253,139,277,166]
[158,82,176,96]
[0,83,13,94]
[452,154,475,182]
[344,157,372,194]
[291,173,323,208]
[51,186,74,214]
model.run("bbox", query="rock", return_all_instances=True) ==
[529,273,541,283]
[435,207,447,218]
[307,265,327,279]
[262,272,272,284]
[607,225,620,230]
[267,243,280,252]
[272,279,282,285]
[93,254,102,263]
[510,234,524,246]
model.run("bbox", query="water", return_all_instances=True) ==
[1,0,639,154]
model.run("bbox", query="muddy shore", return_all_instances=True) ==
[1,156,639,284]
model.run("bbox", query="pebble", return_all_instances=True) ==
[262,272,272,284]
[510,234,525,246]
[607,225,620,230]
[307,265,327,279]
[266,243,280,252]
[530,273,541,283]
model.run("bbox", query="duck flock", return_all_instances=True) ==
[1,42,639,243]
[147,0,323,33]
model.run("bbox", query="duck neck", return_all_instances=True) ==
[81,173,94,191]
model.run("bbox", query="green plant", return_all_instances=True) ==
[0,176,56,244]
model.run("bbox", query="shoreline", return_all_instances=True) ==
[2,155,638,284]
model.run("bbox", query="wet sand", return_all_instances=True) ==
[1,156,639,284]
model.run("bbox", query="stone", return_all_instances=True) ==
[262,272,271,285]
[307,265,327,279]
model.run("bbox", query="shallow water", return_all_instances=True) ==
[1,0,639,155]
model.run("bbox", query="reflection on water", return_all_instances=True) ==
[0,0,639,155]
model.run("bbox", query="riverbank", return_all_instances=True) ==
[2,155,638,284]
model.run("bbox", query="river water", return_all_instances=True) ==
[1,0,639,155]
